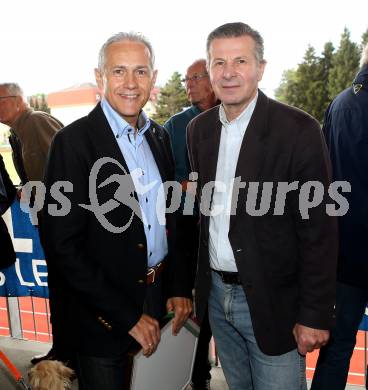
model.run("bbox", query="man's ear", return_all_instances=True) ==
[151,69,158,89]
[94,68,104,91]
[257,60,267,82]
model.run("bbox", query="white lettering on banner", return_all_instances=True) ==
[3,207,33,253]
[0,259,48,288]
[32,260,48,286]
[15,259,35,287]
[0,272,5,286]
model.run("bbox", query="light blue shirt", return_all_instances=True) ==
[101,98,168,267]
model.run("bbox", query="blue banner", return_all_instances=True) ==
[0,201,48,298]
[359,308,368,331]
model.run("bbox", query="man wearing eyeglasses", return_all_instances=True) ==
[165,59,218,390]
[0,83,64,366]
[0,83,63,185]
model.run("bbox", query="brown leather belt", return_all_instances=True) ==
[147,261,165,285]
[212,269,242,285]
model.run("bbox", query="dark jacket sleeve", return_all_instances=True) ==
[40,131,142,334]
[159,126,193,300]
[290,117,338,329]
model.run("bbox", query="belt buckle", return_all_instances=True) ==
[147,267,156,284]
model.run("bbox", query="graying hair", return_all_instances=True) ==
[206,22,265,64]
[360,43,368,68]
[0,82,24,97]
[98,31,155,71]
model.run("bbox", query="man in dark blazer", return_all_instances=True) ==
[0,154,16,270]
[40,32,192,389]
[187,22,337,389]
[311,44,368,390]
[165,58,218,390]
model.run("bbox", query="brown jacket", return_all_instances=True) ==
[9,108,63,183]
[187,90,338,355]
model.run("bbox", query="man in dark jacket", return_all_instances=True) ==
[0,154,16,269]
[165,59,218,390]
[41,32,192,389]
[311,44,368,390]
[187,22,337,390]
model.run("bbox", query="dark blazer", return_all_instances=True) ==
[322,64,368,288]
[40,104,191,357]
[0,154,16,269]
[187,90,338,356]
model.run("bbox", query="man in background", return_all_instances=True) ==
[0,83,62,184]
[165,59,218,390]
[0,82,64,364]
[187,22,337,389]
[311,44,368,390]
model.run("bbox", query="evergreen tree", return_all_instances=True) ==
[276,46,329,122]
[152,72,189,125]
[275,28,363,123]
[275,69,299,104]
[29,93,50,113]
[40,94,51,113]
[361,29,368,47]
[328,28,360,99]
[317,41,335,117]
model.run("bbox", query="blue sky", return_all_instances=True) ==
[1,0,367,97]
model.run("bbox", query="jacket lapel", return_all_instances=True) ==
[198,108,222,185]
[87,103,131,175]
[229,90,270,230]
[197,108,222,237]
[145,124,169,183]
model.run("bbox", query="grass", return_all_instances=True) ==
[0,146,20,184]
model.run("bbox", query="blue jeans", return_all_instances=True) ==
[311,282,368,390]
[208,271,307,390]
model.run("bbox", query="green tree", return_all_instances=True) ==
[328,28,360,99]
[317,41,335,117]
[276,46,330,122]
[361,29,368,47]
[275,69,299,104]
[275,28,364,123]
[29,93,50,113]
[152,72,189,125]
[40,94,51,113]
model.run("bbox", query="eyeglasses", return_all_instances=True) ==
[0,95,17,100]
[181,73,209,84]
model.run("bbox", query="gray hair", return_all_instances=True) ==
[98,31,155,71]
[0,82,24,97]
[0,83,27,103]
[360,43,368,68]
[206,22,265,64]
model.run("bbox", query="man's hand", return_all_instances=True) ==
[166,297,193,336]
[128,314,160,357]
[293,323,329,355]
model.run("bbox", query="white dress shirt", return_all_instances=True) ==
[209,94,258,272]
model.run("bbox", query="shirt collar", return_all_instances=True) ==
[101,98,151,138]
[191,105,202,115]
[219,92,258,136]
